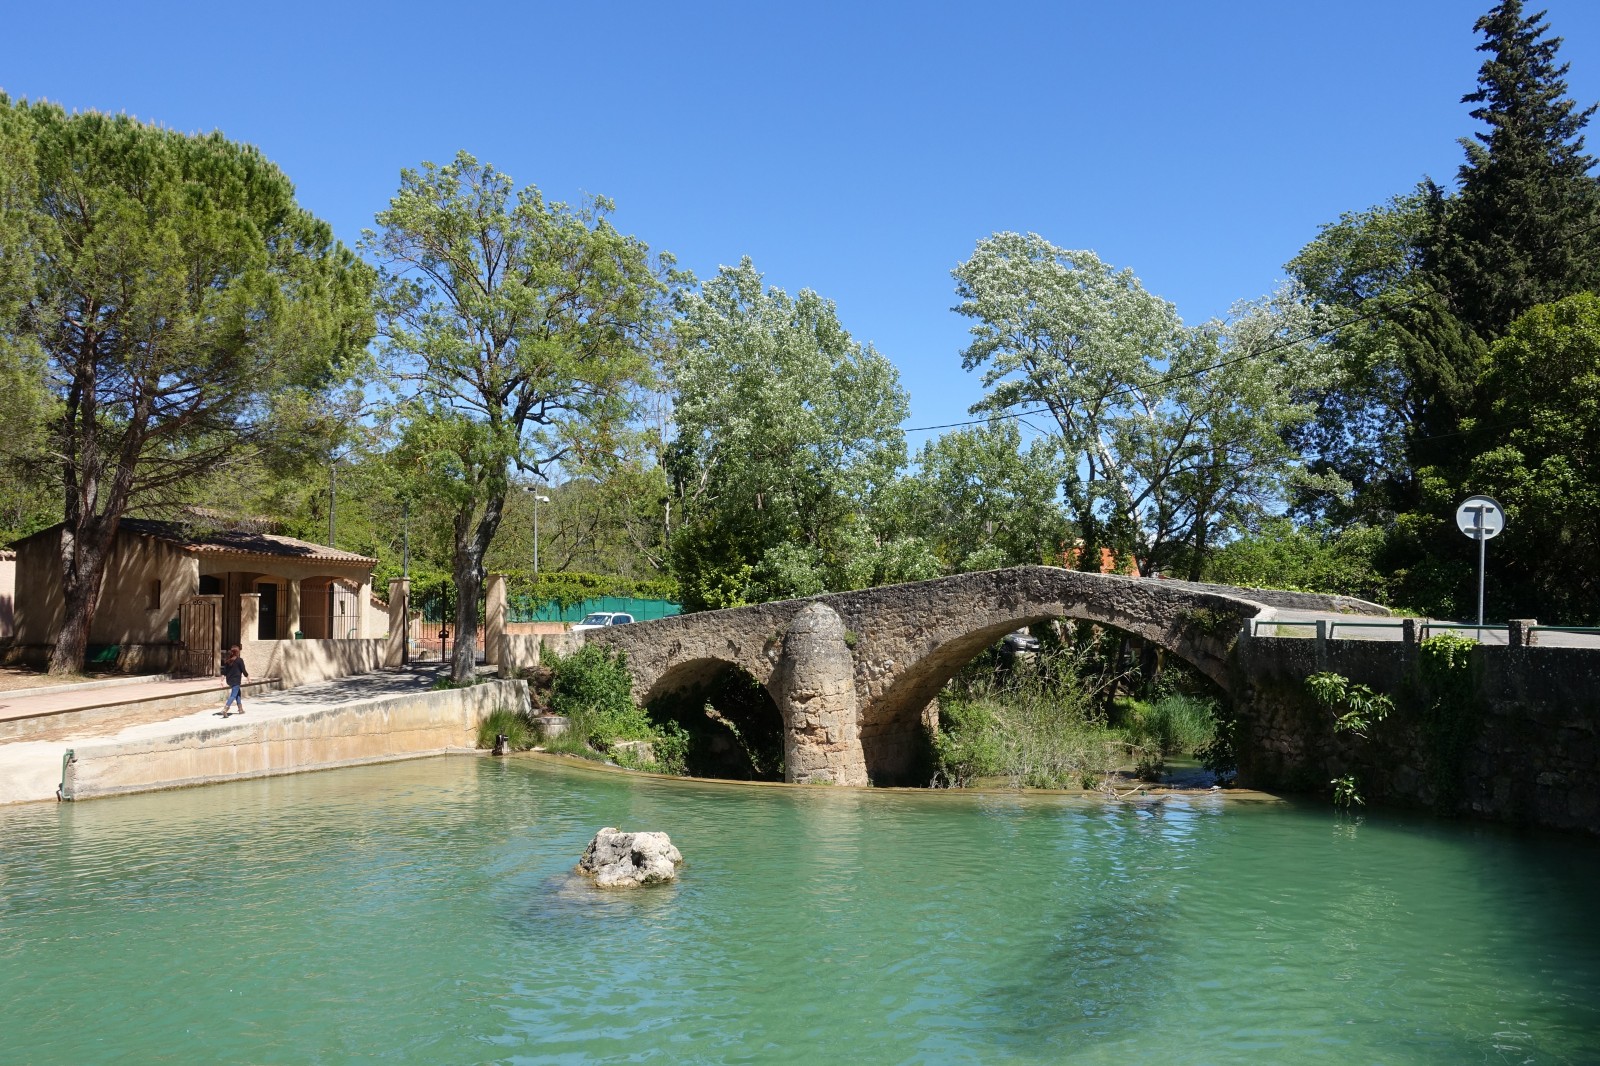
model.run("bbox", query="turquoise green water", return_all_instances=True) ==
[2,757,1598,1064]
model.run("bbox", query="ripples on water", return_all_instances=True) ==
[1,756,1598,1063]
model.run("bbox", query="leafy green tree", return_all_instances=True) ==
[1428,0,1600,339]
[1202,517,1387,602]
[1281,2,1600,618]
[1468,294,1600,620]
[486,459,672,582]
[367,152,672,680]
[1284,193,1431,524]
[1137,290,1336,579]
[881,422,1068,573]
[0,99,374,672]
[667,258,909,609]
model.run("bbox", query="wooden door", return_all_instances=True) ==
[177,596,222,676]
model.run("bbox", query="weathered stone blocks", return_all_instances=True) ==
[774,603,869,786]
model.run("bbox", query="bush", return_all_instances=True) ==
[550,644,654,748]
[545,645,695,775]
[933,695,1006,785]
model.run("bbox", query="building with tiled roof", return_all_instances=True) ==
[10,517,381,667]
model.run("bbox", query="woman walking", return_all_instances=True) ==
[220,644,249,717]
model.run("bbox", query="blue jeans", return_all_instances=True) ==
[224,684,242,710]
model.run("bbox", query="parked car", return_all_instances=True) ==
[571,612,635,633]
[1000,628,1041,658]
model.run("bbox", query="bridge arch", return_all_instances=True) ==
[639,655,775,708]
[834,569,1258,781]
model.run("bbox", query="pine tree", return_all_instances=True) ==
[1429,0,1600,338]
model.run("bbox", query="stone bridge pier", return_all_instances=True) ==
[771,603,868,785]
[581,566,1388,785]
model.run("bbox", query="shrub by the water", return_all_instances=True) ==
[476,706,538,751]
[1118,694,1217,759]
[541,645,692,774]
[550,645,654,748]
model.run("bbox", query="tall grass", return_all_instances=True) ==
[476,706,538,751]
[934,644,1129,789]
[1118,693,1217,759]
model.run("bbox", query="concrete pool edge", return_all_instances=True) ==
[54,679,529,803]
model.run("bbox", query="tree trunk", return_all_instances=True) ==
[450,548,483,684]
[449,491,507,684]
[49,519,115,674]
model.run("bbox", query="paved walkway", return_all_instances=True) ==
[0,677,228,723]
[0,665,453,805]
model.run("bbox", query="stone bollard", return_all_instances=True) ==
[1508,619,1538,648]
[1402,618,1418,645]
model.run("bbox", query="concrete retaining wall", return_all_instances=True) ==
[239,637,387,688]
[59,679,528,801]
[501,631,582,671]
[1233,636,1600,834]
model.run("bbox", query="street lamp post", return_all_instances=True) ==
[531,493,551,578]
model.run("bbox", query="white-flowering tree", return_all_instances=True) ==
[954,232,1329,577]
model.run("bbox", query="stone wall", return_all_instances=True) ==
[238,636,388,688]
[1234,636,1600,835]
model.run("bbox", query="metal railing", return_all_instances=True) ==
[1250,618,1600,643]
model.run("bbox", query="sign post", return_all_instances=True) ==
[1455,495,1505,628]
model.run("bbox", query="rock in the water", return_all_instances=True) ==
[577,827,683,888]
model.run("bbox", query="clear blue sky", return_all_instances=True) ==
[5,1,1599,439]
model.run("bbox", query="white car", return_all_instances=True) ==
[571,612,635,633]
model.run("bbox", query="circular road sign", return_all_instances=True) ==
[1455,495,1505,540]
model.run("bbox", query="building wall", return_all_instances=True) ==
[13,534,60,647]
[13,529,198,648]
[93,534,197,645]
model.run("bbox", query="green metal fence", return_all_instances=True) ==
[506,596,680,624]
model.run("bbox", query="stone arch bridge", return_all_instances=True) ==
[579,566,1384,786]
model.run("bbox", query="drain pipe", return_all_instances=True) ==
[57,749,76,802]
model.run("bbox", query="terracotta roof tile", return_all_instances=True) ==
[119,519,377,566]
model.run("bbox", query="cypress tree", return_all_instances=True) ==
[1429,0,1600,338]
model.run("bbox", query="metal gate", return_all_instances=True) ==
[177,596,222,677]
